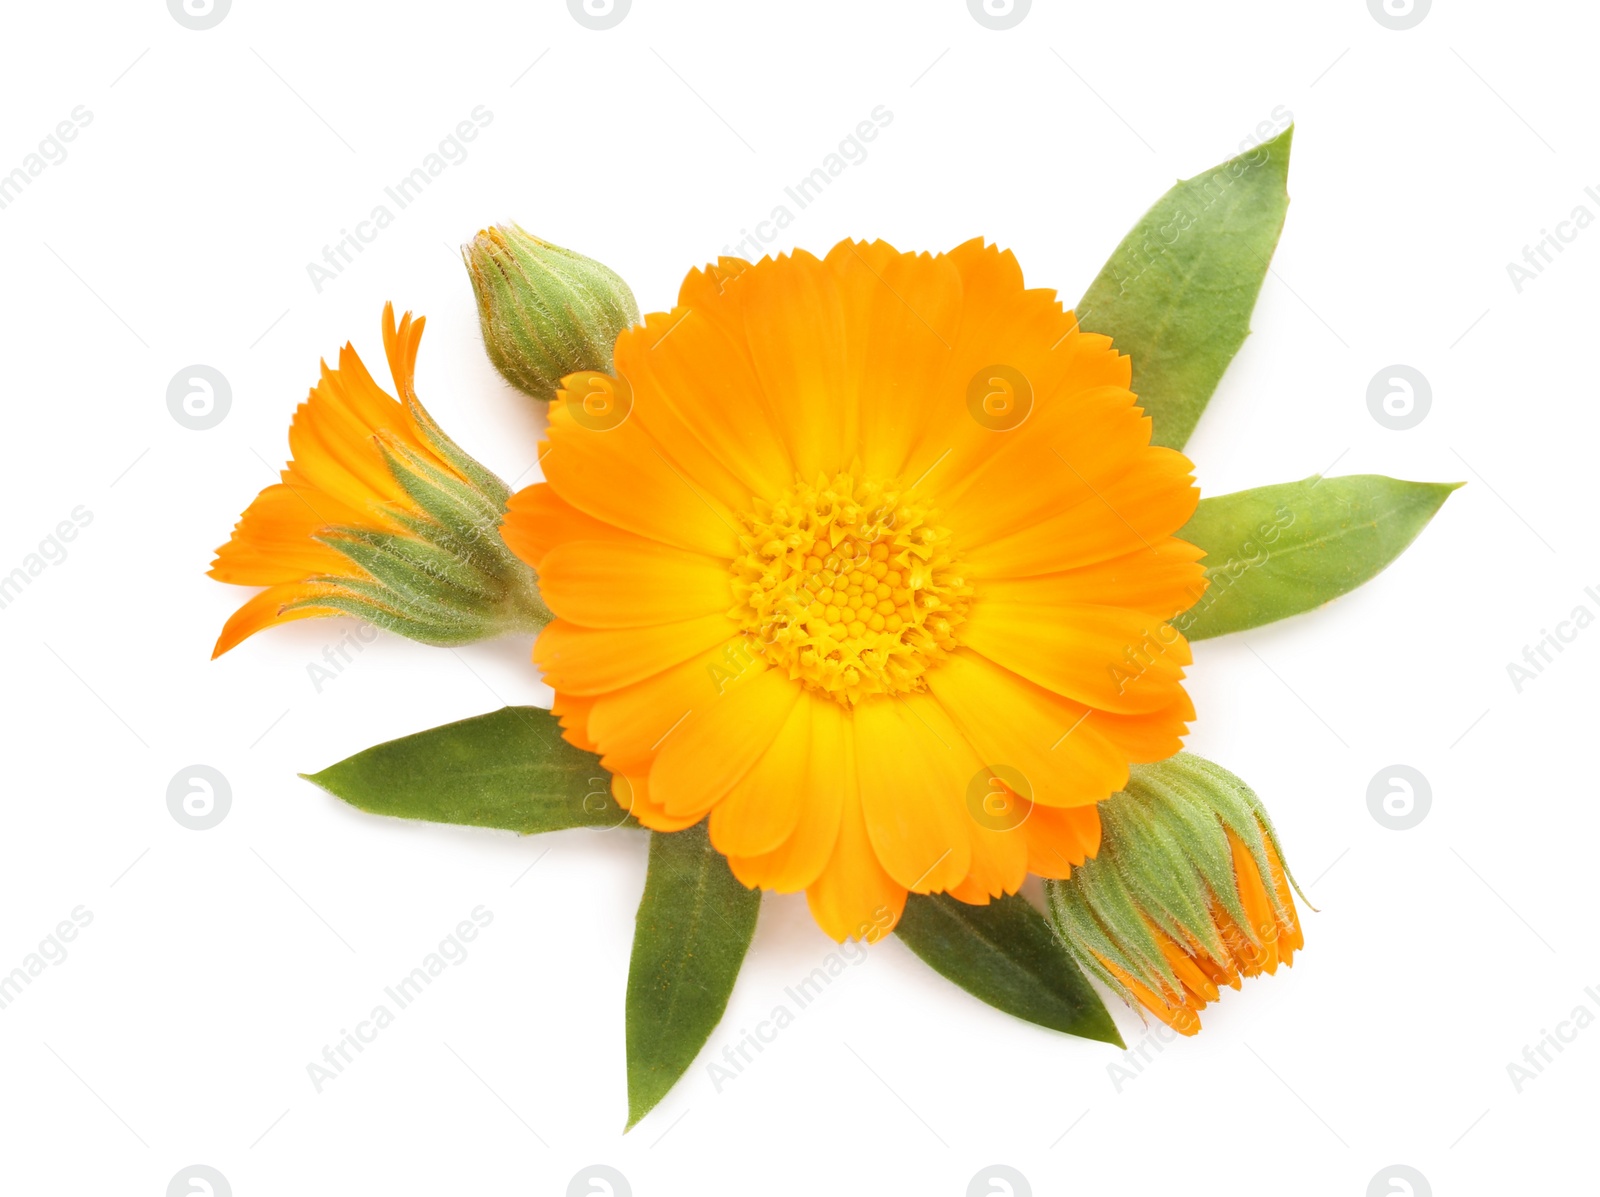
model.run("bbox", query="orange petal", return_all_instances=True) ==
[584,643,738,774]
[500,483,642,572]
[852,695,972,893]
[1263,833,1306,956]
[1024,803,1103,879]
[212,583,347,658]
[612,302,796,506]
[726,697,848,893]
[938,387,1155,546]
[960,601,1191,715]
[1095,952,1203,1037]
[928,649,1135,808]
[550,692,598,753]
[805,712,907,942]
[709,694,814,858]
[964,448,1199,578]
[209,484,364,586]
[538,539,732,628]
[900,240,1131,499]
[532,615,736,696]
[975,539,1208,624]
[649,665,802,818]
[615,772,701,833]
[734,247,854,478]
[1228,830,1283,976]
[822,240,963,481]
[541,377,741,558]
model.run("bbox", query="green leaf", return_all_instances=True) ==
[626,823,760,1129]
[1078,126,1294,449]
[894,892,1123,1047]
[302,706,635,833]
[1176,474,1460,640]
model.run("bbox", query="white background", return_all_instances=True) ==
[0,1,1594,1194]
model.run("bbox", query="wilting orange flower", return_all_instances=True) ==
[210,304,544,659]
[504,240,1207,941]
[1046,753,1304,1035]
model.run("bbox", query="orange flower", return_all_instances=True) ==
[210,304,545,659]
[503,240,1206,941]
[1046,753,1304,1035]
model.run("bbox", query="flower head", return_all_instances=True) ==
[1046,753,1304,1035]
[463,224,639,401]
[209,304,546,658]
[503,240,1206,940]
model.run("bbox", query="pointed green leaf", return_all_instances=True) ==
[1176,474,1460,640]
[626,823,760,1128]
[303,706,635,833]
[1078,126,1294,449]
[894,892,1122,1046]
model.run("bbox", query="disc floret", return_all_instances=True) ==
[730,472,971,705]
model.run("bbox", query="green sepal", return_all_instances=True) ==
[1177,475,1460,640]
[1097,794,1230,963]
[302,706,636,833]
[278,581,506,647]
[287,426,549,644]
[381,439,506,545]
[316,528,500,611]
[406,394,514,508]
[895,892,1123,1046]
[1078,126,1293,449]
[625,823,760,1130]
[1057,853,1173,996]
[381,443,526,573]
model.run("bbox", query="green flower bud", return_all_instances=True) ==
[462,224,640,401]
[1045,753,1306,1036]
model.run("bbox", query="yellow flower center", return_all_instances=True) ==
[729,472,971,705]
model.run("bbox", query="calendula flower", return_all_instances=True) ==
[1046,753,1305,1035]
[504,239,1206,941]
[210,304,546,658]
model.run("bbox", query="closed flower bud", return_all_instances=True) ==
[1046,753,1305,1035]
[462,224,640,401]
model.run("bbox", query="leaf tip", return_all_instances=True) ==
[1421,479,1466,510]
[623,1090,659,1133]
[299,765,358,809]
[1087,1016,1126,1050]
